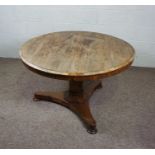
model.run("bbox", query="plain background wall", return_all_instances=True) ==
[0,5,155,67]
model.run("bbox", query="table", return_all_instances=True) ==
[20,31,135,134]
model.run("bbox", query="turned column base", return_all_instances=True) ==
[33,80,102,134]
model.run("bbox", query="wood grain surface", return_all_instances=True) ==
[20,31,135,78]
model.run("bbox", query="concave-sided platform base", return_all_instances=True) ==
[33,80,102,134]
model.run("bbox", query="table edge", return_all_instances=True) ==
[21,57,134,81]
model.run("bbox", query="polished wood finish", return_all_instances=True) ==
[22,59,133,81]
[20,31,135,134]
[33,80,102,134]
[20,31,135,81]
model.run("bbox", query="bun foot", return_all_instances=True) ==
[33,96,40,101]
[87,125,97,134]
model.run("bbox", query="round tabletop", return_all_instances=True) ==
[20,31,135,80]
